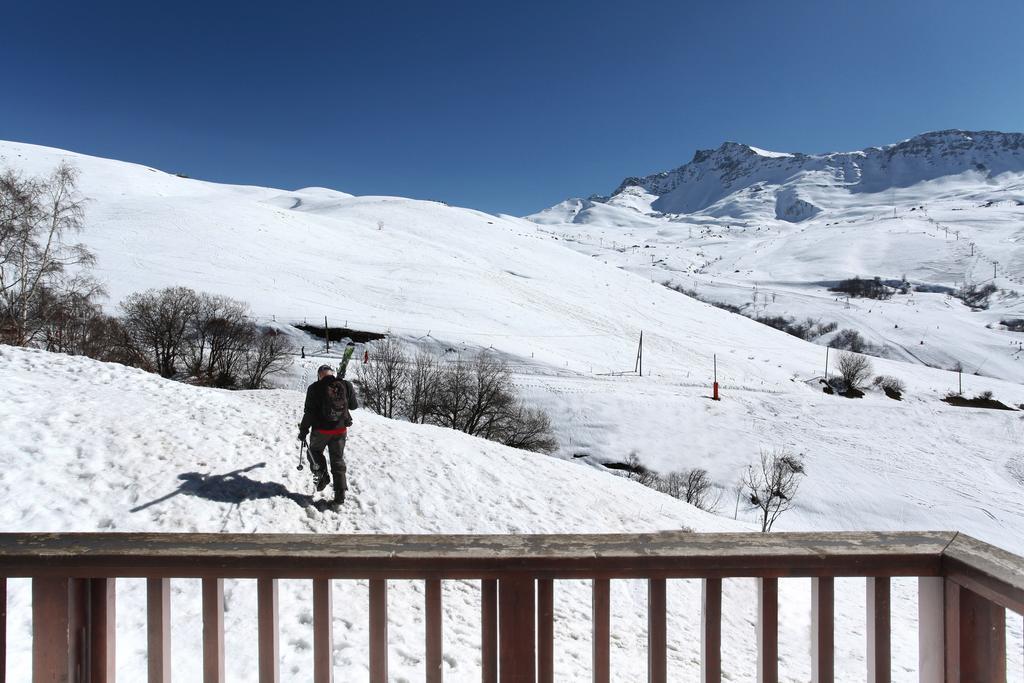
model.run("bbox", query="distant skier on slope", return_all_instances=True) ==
[298,364,359,507]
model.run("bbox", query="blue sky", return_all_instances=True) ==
[2,0,1022,215]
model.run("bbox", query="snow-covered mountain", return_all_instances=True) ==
[533,130,1024,223]
[529,130,1024,384]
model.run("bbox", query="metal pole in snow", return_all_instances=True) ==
[713,354,720,400]
[825,346,829,381]
[634,331,643,378]
[325,316,330,354]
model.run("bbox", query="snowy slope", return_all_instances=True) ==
[8,345,1003,682]
[3,139,1024,678]
[529,130,1024,384]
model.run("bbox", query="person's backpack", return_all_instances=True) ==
[321,377,353,427]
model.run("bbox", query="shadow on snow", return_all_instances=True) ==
[130,462,312,512]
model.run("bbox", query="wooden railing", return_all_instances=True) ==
[1,530,1022,682]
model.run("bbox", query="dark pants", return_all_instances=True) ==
[307,432,347,494]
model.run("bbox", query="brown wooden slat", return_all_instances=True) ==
[147,577,171,683]
[90,577,116,683]
[257,578,280,683]
[0,576,5,683]
[648,578,666,683]
[944,579,960,683]
[593,578,610,683]
[202,577,225,683]
[758,577,778,683]
[701,577,721,683]
[482,579,497,683]
[369,579,388,683]
[313,578,333,683]
[499,577,536,683]
[866,577,890,683]
[537,578,554,683]
[425,578,442,683]
[917,577,945,682]
[33,577,72,683]
[0,531,956,579]
[811,577,833,683]
[958,585,1006,682]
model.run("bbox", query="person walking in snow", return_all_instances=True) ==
[298,364,358,506]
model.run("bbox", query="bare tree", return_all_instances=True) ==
[241,328,293,389]
[120,286,201,378]
[836,351,873,392]
[428,355,474,430]
[183,293,251,385]
[355,337,409,418]
[463,352,516,438]
[741,448,806,532]
[406,349,440,423]
[658,468,720,512]
[0,163,98,346]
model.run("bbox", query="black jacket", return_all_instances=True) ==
[299,376,358,435]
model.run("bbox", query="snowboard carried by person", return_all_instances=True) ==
[298,364,358,509]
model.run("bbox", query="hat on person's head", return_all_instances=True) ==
[317,364,334,374]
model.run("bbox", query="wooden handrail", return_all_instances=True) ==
[3,530,1023,683]
[0,530,956,578]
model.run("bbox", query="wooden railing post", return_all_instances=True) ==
[257,578,279,683]
[33,577,75,683]
[499,577,536,683]
[866,577,891,683]
[918,577,945,682]
[369,579,388,683]
[956,584,1006,682]
[481,579,498,683]
[202,578,225,683]
[425,579,442,683]
[811,577,834,683]
[147,577,171,683]
[537,579,554,683]
[592,578,610,683]
[648,578,666,683]
[0,576,6,683]
[757,577,778,683]
[89,578,116,683]
[313,579,333,683]
[701,578,722,683]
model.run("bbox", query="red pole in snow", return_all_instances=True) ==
[713,354,720,401]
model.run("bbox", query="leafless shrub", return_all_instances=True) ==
[659,468,721,512]
[182,293,251,386]
[493,403,558,453]
[241,328,292,389]
[872,374,906,397]
[741,448,806,532]
[624,452,660,488]
[120,286,202,378]
[837,351,873,392]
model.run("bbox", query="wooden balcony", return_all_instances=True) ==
[0,530,1021,682]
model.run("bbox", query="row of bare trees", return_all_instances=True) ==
[625,447,806,532]
[355,338,557,453]
[119,286,291,387]
[1,163,290,388]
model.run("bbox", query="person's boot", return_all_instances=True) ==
[312,467,329,492]
[330,488,345,508]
